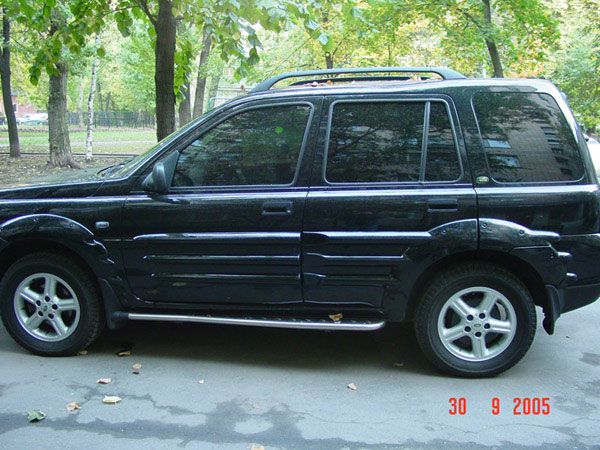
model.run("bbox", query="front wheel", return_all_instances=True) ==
[0,252,104,356]
[415,263,536,377]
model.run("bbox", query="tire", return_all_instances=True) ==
[414,262,536,377]
[0,252,104,356]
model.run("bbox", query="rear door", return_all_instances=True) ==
[120,96,322,306]
[301,94,478,316]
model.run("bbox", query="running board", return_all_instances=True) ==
[126,313,386,331]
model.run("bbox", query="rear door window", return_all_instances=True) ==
[325,100,461,183]
[472,92,584,183]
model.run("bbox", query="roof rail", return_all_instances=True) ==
[250,67,466,93]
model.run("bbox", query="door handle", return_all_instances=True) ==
[262,201,293,216]
[427,198,458,212]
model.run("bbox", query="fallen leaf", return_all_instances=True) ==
[347,383,357,391]
[250,445,265,450]
[116,350,131,357]
[27,410,46,422]
[132,363,142,375]
[66,402,81,412]
[97,377,112,385]
[77,350,88,356]
[393,362,404,367]
[198,379,205,384]
[102,396,122,405]
[329,313,343,323]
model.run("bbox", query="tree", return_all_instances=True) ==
[13,0,109,167]
[414,0,559,77]
[85,34,100,161]
[551,0,600,130]
[192,26,212,118]
[0,7,20,157]
[118,0,330,139]
[134,0,176,140]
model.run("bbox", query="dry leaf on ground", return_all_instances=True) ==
[97,377,112,384]
[329,313,343,322]
[102,396,122,405]
[347,383,357,391]
[27,410,46,422]
[132,363,142,375]
[66,402,81,412]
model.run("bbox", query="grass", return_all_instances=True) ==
[0,128,156,155]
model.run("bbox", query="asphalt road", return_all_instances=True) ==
[1,301,600,449]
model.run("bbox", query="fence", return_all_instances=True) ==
[68,111,155,128]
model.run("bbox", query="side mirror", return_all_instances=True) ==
[142,151,179,194]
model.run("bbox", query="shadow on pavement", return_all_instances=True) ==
[85,321,436,375]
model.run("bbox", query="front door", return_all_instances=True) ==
[302,95,478,316]
[121,97,322,306]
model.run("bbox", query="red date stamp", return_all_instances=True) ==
[449,397,551,415]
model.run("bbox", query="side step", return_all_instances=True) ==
[126,313,386,331]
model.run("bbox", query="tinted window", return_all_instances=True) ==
[326,101,460,183]
[473,92,584,183]
[425,102,461,181]
[172,104,311,187]
[326,102,424,183]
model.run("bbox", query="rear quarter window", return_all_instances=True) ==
[472,92,585,183]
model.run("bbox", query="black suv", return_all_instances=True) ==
[1,67,599,377]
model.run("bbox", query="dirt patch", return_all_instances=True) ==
[0,154,129,187]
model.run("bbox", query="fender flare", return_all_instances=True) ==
[0,214,126,328]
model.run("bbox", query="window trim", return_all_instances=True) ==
[169,101,315,191]
[470,91,586,185]
[322,98,464,186]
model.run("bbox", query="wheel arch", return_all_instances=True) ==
[406,250,549,323]
[0,238,101,292]
[0,214,126,329]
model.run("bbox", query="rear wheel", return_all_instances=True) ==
[415,263,536,377]
[0,252,104,355]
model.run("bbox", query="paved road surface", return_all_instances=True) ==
[1,301,600,449]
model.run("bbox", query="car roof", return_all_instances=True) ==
[236,77,561,104]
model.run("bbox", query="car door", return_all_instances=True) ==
[120,96,322,306]
[302,94,478,318]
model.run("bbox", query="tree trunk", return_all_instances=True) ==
[482,0,504,77]
[154,0,176,140]
[77,81,84,127]
[325,52,334,69]
[178,81,191,126]
[48,62,79,168]
[105,91,111,113]
[97,82,103,112]
[0,10,20,158]
[322,5,334,69]
[85,34,99,162]
[205,68,222,111]
[192,27,212,118]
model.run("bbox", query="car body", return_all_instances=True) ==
[1,67,599,377]
[16,113,48,126]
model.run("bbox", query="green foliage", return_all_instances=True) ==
[411,0,559,76]
[6,0,111,85]
[550,0,600,130]
[3,0,597,131]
